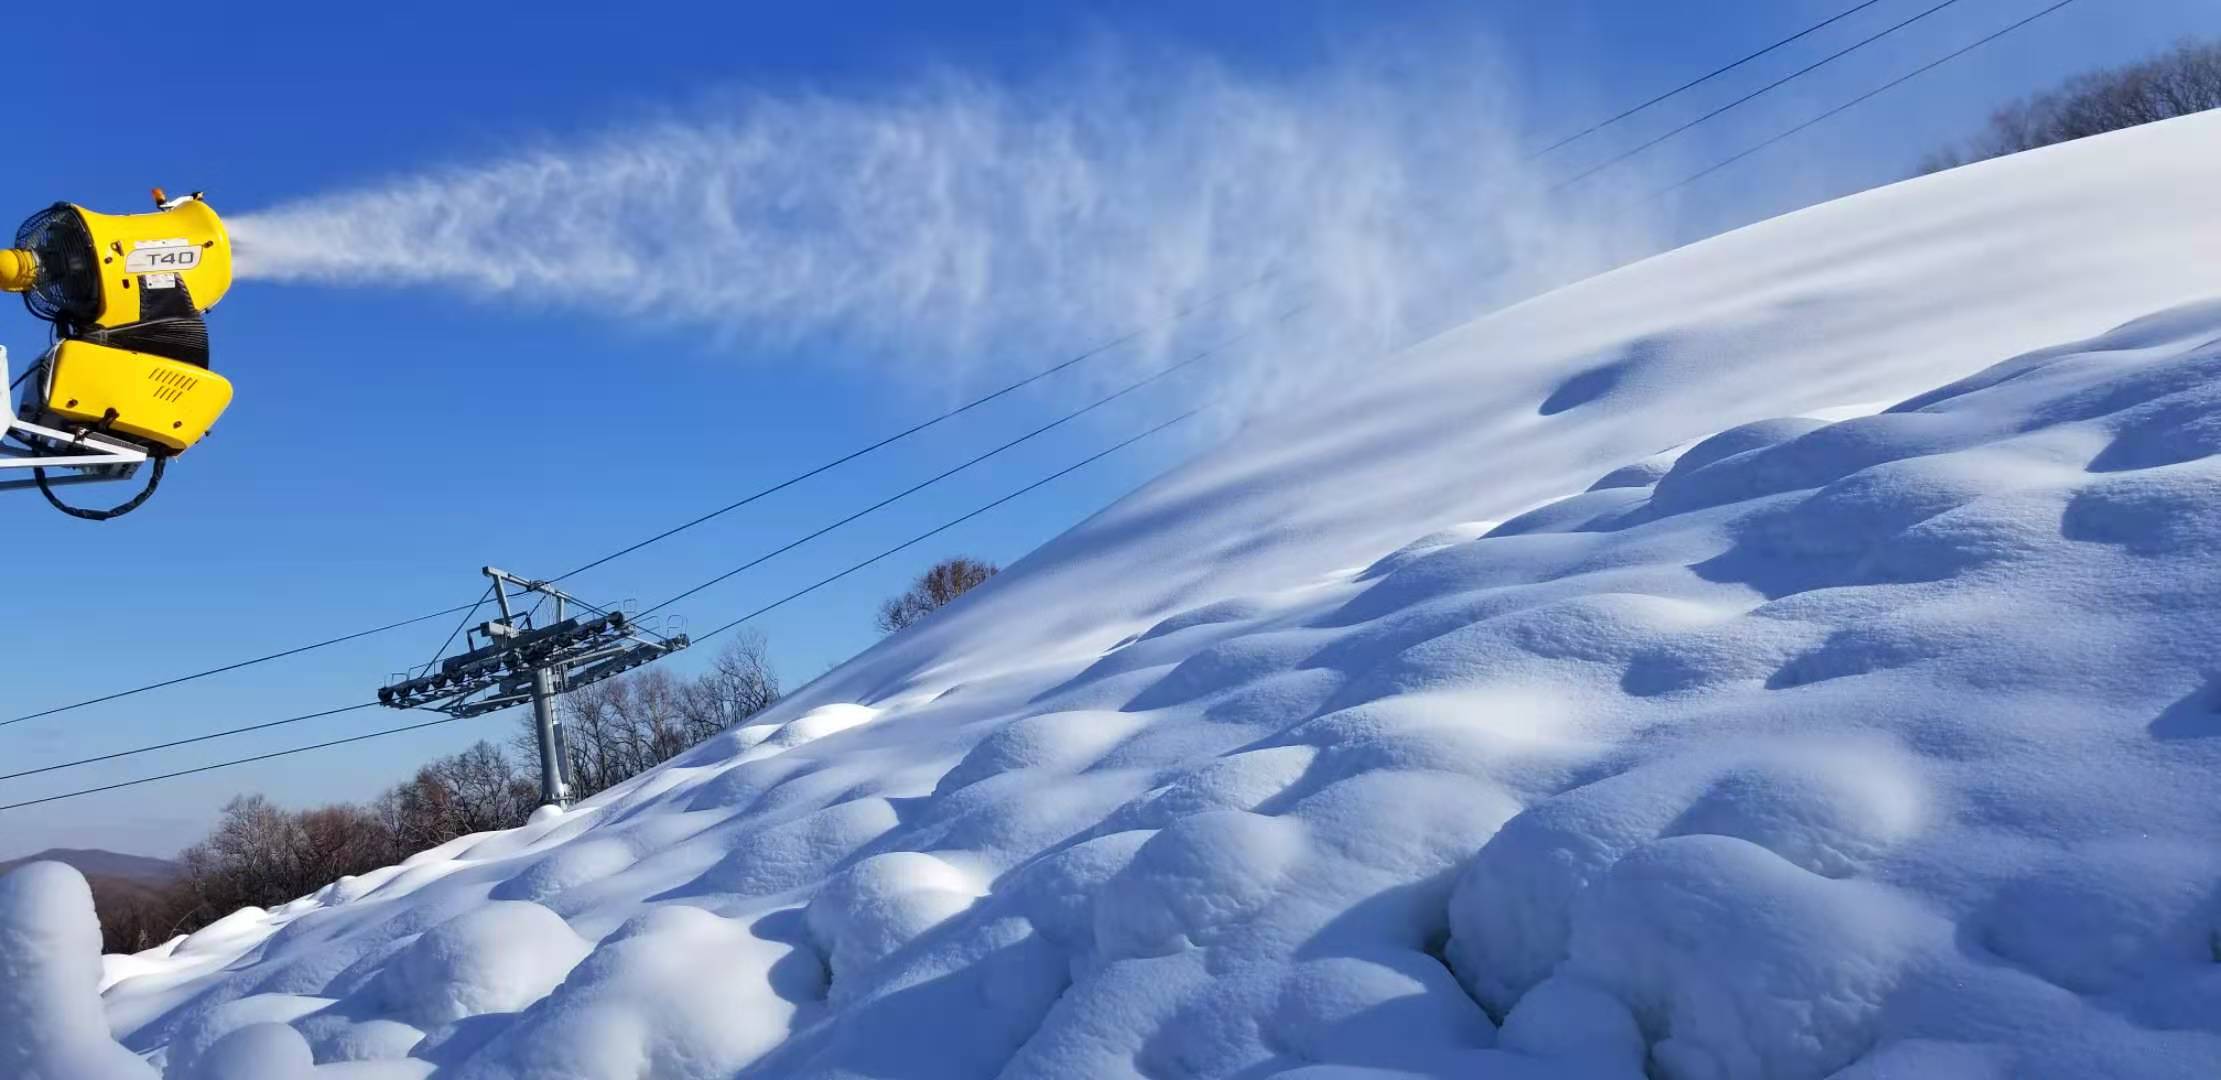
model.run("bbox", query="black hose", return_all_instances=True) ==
[35,454,164,520]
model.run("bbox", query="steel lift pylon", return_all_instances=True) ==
[378,566,689,808]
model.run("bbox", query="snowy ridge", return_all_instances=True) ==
[6,111,2221,1078]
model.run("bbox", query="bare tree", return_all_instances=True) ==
[628,669,693,771]
[680,632,782,744]
[1921,37,2221,173]
[431,741,538,833]
[370,741,537,858]
[291,803,392,891]
[134,642,786,954]
[876,556,999,634]
[176,795,392,918]
[528,632,785,800]
[92,881,202,956]
[539,677,634,799]
[178,795,298,914]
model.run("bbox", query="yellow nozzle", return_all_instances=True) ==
[0,248,36,293]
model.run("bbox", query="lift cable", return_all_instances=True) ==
[692,407,1206,646]
[1652,0,2081,198]
[0,605,481,730]
[1551,0,1968,192]
[634,317,1282,622]
[1,280,1274,728]
[1527,0,1890,158]
[0,702,382,785]
[0,715,467,813]
[413,585,494,679]
[3,0,2073,732]
[541,272,1276,588]
[0,408,1200,811]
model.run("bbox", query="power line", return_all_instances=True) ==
[4,280,1277,728]
[603,0,2087,715]
[693,405,1207,644]
[637,314,1288,621]
[1528,0,1890,158]
[0,714,467,813]
[414,585,493,678]
[4,0,2078,736]
[412,306,1284,666]
[635,366,1182,618]
[14,0,1985,728]
[1552,0,1969,192]
[1654,0,2082,197]
[0,407,1200,812]
[359,0,2078,773]
[1,604,479,729]
[542,272,1278,586]
[14,0,2081,793]
[0,703,380,784]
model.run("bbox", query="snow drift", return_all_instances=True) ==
[17,111,2221,1078]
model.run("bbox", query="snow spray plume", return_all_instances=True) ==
[229,41,1660,412]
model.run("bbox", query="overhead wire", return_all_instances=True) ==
[2,275,1277,727]
[1526,0,1890,158]
[413,584,493,678]
[0,603,481,729]
[1651,0,2082,198]
[0,407,1204,811]
[692,407,1208,645]
[539,271,1279,586]
[1550,0,1970,192]
[2,0,2002,728]
[0,703,381,784]
[0,714,468,813]
[4,0,2096,793]
[635,311,1293,621]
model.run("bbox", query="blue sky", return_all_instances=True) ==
[4,0,2214,859]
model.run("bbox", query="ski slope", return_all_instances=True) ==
[11,109,2221,1079]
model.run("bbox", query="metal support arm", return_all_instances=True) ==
[0,344,151,490]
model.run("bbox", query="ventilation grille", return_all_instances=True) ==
[86,312,210,368]
[147,366,200,403]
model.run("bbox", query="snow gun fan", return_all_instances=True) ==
[0,189,236,519]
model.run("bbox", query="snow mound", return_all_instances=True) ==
[806,851,984,995]
[0,862,159,1078]
[91,111,2221,1077]
[451,905,816,1080]
[373,902,590,1027]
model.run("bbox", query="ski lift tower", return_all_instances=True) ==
[377,567,689,808]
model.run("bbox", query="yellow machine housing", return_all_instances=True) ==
[3,191,236,517]
[5,194,236,455]
[68,198,234,325]
[41,339,233,452]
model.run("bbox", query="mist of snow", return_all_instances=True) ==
[225,42,1660,408]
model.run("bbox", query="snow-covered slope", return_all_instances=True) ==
[16,111,2221,1078]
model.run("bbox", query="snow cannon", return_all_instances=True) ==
[1,189,236,519]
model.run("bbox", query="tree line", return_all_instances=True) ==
[88,556,996,954]
[1920,36,2220,174]
[93,633,780,953]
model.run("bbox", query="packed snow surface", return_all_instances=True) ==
[14,112,2221,1078]
[0,863,158,1079]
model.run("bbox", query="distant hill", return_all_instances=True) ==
[1,848,193,954]
[0,848,181,888]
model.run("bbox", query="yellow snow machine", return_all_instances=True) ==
[2,189,235,519]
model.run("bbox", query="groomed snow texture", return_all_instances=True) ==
[11,111,2221,1079]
